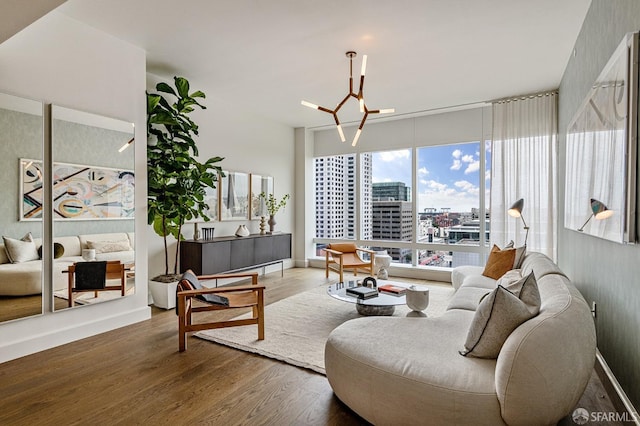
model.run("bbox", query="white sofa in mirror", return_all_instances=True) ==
[0,92,44,322]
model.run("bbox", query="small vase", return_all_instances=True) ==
[268,215,276,233]
[259,216,267,235]
[235,224,250,237]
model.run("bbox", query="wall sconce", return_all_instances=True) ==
[508,198,529,245]
[578,198,614,232]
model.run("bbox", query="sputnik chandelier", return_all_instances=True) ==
[301,51,394,147]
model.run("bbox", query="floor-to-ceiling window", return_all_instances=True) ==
[314,140,490,269]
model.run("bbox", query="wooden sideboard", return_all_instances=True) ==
[180,233,292,276]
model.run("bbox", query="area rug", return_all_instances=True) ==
[54,285,135,305]
[196,283,455,375]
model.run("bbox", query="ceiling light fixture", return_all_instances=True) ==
[301,51,394,147]
[118,137,134,153]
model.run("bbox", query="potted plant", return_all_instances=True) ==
[259,192,290,233]
[147,76,224,308]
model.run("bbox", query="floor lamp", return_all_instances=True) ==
[508,198,529,245]
[578,198,614,231]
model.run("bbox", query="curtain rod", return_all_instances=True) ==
[491,90,558,105]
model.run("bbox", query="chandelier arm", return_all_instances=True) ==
[317,105,334,114]
[334,93,351,114]
[358,111,369,130]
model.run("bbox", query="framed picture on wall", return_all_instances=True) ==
[220,171,249,221]
[250,174,274,219]
[20,159,135,221]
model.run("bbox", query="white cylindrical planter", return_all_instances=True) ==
[148,279,178,309]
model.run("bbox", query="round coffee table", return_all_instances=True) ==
[327,281,409,316]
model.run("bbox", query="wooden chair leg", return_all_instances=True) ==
[178,295,187,352]
[257,289,265,340]
[339,261,344,283]
[325,254,330,278]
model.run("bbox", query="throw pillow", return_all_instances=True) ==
[87,239,132,254]
[495,269,522,288]
[178,269,229,306]
[482,245,516,280]
[504,272,541,315]
[2,232,39,263]
[504,240,527,269]
[37,242,65,259]
[460,284,539,359]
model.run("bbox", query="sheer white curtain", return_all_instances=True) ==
[490,93,558,260]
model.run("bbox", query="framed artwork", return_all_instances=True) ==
[250,174,274,219]
[21,159,135,221]
[202,175,220,221]
[220,171,249,220]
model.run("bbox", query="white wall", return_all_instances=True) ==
[146,74,296,279]
[0,11,150,362]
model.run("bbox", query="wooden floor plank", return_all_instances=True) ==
[0,267,621,425]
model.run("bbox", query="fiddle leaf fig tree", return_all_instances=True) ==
[147,76,223,279]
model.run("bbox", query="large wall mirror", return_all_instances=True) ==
[51,105,135,311]
[564,32,638,244]
[0,93,44,322]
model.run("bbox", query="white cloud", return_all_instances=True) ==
[450,159,462,171]
[378,149,410,162]
[452,149,462,159]
[461,154,474,163]
[464,161,480,174]
[455,180,479,195]
[485,169,491,181]
[418,166,429,176]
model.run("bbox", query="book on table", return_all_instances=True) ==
[346,286,379,299]
[378,284,406,295]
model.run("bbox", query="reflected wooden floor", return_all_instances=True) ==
[0,268,621,425]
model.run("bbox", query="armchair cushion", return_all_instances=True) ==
[327,243,358,254]
[179,270,229,306]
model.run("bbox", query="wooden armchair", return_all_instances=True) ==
[324,243,375,283]
[177,270,265,352]
[67,260,126,307]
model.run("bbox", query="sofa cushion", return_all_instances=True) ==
[87,239,132,254]
[504,272,540,314]
[447,286,493,311]
[3,233,39,263]
[79,233,131,250]
[460,279,540,359]
[482,245,516,280]
[325,310,506,425]
[451,265,484,290]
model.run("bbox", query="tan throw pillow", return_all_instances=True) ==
[3,232,40,263]
[87,239,132,254]
[482,245,516,279]
[461,273,541,359]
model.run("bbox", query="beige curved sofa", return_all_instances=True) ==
[325,252,597,425]
[0,232,134,296]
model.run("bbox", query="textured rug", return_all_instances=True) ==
[54,284,135,305]
[196,283,455,375]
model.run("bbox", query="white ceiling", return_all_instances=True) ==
[57,0,592,129]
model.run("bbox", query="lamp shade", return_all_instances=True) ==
[508,198,524,218]
[590,198,614,220]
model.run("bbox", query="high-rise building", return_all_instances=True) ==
[372,181,411,201]
[315,154,372,241]
[371,199,413,262]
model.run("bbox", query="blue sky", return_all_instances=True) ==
[371,141,491,213]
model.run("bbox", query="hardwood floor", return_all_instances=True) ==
[0,268,620,425]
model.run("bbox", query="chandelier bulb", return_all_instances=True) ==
[352,128,362,147]
[379,108,395,114]
[336,124,346,142]
[359,98,365,113]
[361,55,367,76]
[301,100,319,109]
